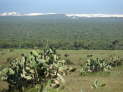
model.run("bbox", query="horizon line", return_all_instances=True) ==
[1,11,123,17]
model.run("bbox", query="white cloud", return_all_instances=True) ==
[0,11,21,16]
[24,13,57,16]
[24,13,44,16]
[0,12,57,16]
[65,14,123,18]
[0,12,123,17]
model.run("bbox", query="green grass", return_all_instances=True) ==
[0,49,123,92]
[25,87,65,92]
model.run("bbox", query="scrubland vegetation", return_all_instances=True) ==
[0,16,123,92]
[0,49,123,92]
[0,16,123,50]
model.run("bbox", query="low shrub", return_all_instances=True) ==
[80,58,112,75]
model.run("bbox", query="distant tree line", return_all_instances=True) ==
[0,39,123,50]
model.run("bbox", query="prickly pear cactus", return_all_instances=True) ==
[0,48,70,92]
[80,58,112,75]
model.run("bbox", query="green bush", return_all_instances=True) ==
[80,58,112,75]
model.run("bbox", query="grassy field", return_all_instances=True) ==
[0,49,123,92]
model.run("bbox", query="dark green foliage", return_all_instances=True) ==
[108,56,123,67]
[87,54,93,58]
[0,16,123,49]
[64,54,69,58]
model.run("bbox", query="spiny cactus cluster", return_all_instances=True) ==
[91,80,106,89]
[0,48,71,92]
[80,58,112,75]
[108,56,122,67]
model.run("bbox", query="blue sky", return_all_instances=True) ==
[0,0,123,13]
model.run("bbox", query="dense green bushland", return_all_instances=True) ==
[0,16,123,49]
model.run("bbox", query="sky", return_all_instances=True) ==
[0,0,123,14]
